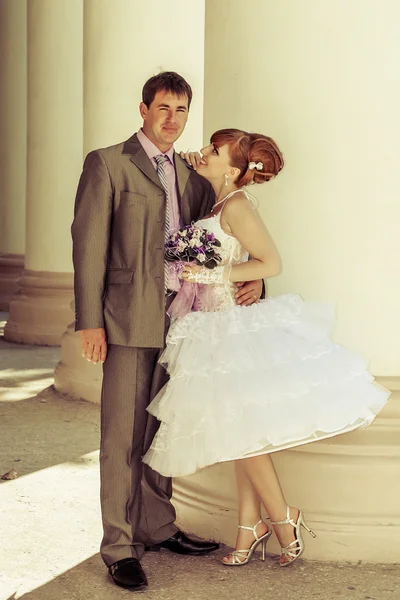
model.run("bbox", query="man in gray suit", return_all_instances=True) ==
[72,72,263,590]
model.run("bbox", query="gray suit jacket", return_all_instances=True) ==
[71,133,215,348]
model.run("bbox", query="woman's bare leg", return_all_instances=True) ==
[223,460,269,563]
[239,454,299,565]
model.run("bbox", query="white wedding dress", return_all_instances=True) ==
[143,194,390,477]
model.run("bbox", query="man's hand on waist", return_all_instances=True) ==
[235,279,263,306]
[81,328,107,364]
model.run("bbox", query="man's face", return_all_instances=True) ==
[140,90,189,152]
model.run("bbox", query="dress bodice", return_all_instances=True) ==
[195,213,249,268]
[193,191,251,311]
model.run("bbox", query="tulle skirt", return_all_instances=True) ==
[143,294,390,477]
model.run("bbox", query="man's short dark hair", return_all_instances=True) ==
[142,71,193,109]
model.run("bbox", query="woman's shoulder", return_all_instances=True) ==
[223,190,255,215]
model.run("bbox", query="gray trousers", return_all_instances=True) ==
[99,309,178,566]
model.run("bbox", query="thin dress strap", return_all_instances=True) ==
[212,189,243,210]
[213,189,257,239]
[213,189,258,218]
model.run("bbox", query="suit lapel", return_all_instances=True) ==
[175,154,191,225]
[123,134,163,190]
[123,135,193,224]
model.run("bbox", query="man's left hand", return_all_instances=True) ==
[235,279,263,306]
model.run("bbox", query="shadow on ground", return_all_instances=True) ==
[0,321,99,480]
[0,387,99,480]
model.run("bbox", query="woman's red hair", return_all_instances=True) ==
[210,129,284,187]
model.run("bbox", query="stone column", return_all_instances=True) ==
[0,0,27,310]
[171,0,400,563]
[4,0,83,345]
[55,0,206,399]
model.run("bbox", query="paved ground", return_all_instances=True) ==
[0,312,398,600]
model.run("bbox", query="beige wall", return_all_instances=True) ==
[26,0,83,273]
[0,0,27,255]
[204,0,400,375]
[84,0,205,154]
[23,0,205,274]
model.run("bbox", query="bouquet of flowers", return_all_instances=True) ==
[165,223,222,269]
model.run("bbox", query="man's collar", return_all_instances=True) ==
[137,128,175,162]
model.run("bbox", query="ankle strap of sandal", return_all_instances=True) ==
[270,506,296,527]
[238,518,263,541]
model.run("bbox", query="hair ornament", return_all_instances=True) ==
[248,161,263,171]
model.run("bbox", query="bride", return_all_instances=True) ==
[143,128,390,567]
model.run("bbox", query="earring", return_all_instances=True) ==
[224,174,229,186]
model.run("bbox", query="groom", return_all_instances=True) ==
[72,71,263,591]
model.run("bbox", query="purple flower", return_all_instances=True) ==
[164,224,222,268]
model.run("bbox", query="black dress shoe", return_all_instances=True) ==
[109,557,148,590]
[146,530,219,555]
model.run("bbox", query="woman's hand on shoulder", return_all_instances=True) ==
[179,150,203,171]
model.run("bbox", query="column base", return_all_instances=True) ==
[54,318,102,403]
[0,254,24,311]
[172,377,400,563]
[4,269,74,346]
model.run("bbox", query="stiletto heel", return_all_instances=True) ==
[222,518,272,566]
[270,506,316,567]
[299,513,316,538]
[261,538,267,562]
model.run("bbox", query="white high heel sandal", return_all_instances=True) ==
[222,518,272,566]
[270,506,316,567]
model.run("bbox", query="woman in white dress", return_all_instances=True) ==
[143,129,389,567]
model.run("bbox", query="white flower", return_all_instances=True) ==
[197,253,206,263]
[248,161,263,171]
[189,238,202,248]
[179,229,188,237]
[177,240,187,252]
